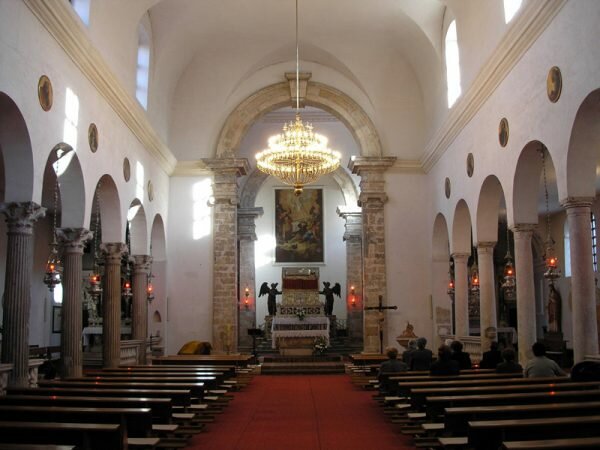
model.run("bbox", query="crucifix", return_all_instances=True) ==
[364,295,398,354]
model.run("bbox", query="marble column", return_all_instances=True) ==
[562,197,598,362]
[349,156,396,353]
[337,206,363,344]
[132,254,152,364]
[0,202,45,387]
[512,224,537,363]
[202,158,250,353]
[56,228,92,378]
[452,253,470,338]
[477,242,498,352]
[237,207,263,351]
[100,242,127,368]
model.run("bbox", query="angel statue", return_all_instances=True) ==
[320,281,341,316]
[259,282,282,316]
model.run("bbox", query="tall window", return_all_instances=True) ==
[445,21,462,108]
[136,24,151,109]
[69,0,90,26]
[503,0,523,24]
[592,213,597,272]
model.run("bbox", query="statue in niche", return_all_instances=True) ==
[320,281,341,316]
[259,282,282,316]
[547,283,562,333]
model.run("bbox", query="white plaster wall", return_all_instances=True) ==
[253,175,347,327]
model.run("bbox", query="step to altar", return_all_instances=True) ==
[260,354,345,374]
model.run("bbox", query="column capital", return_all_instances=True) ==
[348,156,397,175]
[202,158,249,205]
[511,223,537,234]
[0,202,45,235]
[476,241,496,254]
[337,206,362,242]
[560,196,595,210]
[56,228,93,254]
[100,242,128,263]
[349,157,396,208]
[202,158,250,177]
[132,254,152,273]
[451,252,470,262]
[238,207,264,241]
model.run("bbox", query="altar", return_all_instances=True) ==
[271,316,330,355]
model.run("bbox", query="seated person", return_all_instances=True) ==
[402,340,417,366]
[450,340,472,370]
[496,348,523,373]
[524,342,566,378]
[378,347,408,394]
[430,344,460,376]
[479,341,503,369]
[410,337,433,371]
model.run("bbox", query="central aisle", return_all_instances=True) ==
[187,374,413,450]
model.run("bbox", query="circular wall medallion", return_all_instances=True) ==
[88,123,98,153]
[147,180,154,201]
[37,75,53,111]
[498,118,509,148]
[123,157,131,182]
[466,153,474,178]
[546,66,562,103]
[444,177,451,199]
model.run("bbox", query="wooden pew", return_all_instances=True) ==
[117,365,237,376]
[0,445,75,450]
[501,436,600,449]
[468,415,600,450]
[0,421,124,450]
[150,355,252,367]
[39,380,205,398]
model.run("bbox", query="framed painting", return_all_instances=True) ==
[275,188,324,263]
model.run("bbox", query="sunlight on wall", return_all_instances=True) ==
[255,234,276,268]
[136,161,145,202]
[136,24,150,109]
[503,0,523,24]
[192,179,212,240]
[127,204,141,222]
[53,149,75,177]
[63,88,79,150]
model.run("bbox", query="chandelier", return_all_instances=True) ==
[43,149,63,291]
[540,145,561,283]
[255,0,341,196]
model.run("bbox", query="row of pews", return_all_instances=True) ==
[352,359,600,450]
[0,355,256,450]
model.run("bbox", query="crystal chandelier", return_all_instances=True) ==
[540,145,561,283]
[255,0,341,196]
[43,150,63,291]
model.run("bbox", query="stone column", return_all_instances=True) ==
[562,197,598,362]
[132,254,152,364]
[452,253,470,338]
[349,156,396,353]
[477,242,498,352]
[100,242,127,368]
[337,206,363,344]
[0,202,45,387]
[512,224,537,363]
[56,228,92,378]
[237,207,263,351]
[203,158,250,353]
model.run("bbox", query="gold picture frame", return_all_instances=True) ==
[499,117,509,148]
[547,66,562,103]
[38,75,53,112]
[88,123,99,153]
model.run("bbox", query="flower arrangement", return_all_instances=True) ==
[295,308,306,321]
[314,336,328,355]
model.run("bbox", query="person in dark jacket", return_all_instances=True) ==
[378,347,408,394]
[402,340,417,366]
[495,348,523,374]
[450,340,472,370]
[479,341,503,369]
[430,345,460,376]
[410,337,433,371]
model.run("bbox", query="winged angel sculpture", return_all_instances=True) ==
[259,282,282,316]
[320,282,341,315]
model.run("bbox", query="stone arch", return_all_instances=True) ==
[475,175,506,243]
[92,175,122,243]
[565,88,600,200]
[150,214,167,261]
[0,92,34,202]
[127,199,148,255]
[433,213,450,261]
[216,81,382,158]
[451,199,473,254]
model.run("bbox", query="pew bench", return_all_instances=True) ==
[501,436,600,449]
[39,380,205,399]
[0,445,75,450]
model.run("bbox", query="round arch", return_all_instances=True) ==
[150,214,167,261]
[215,81,383,158]
[476,175,506,244]
[127,199,148,255]
[92,175,122,243]
[433,212,450,261]
[451,199,473,254]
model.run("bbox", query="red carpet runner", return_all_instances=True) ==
[187,374,414,450]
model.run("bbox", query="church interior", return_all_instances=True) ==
[1,0,600,449]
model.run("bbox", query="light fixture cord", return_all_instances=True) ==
[93,182,101,271]
[52,151,60,246]
[295,0,299,111]
[540,145,551,243]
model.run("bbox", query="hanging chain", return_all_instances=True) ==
[540,145,551,243]
[52,151,60,246]
[295,0,299,111]
[93,181,102,268]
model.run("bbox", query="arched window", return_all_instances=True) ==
[445,20,462,108]
[592,213,597,272]
[69,0,91,26]
[564,220,571,277]
[503,0,523,24]
[136,23,151,109]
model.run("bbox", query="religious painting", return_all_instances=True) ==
[444,177,451,199]
[52,306,62,333]
[546,66,562,103]
[37,75,53,111]
[275,188,323,263]
[466,153,474,178]
[498,117,509,147]
[88,123,98,153]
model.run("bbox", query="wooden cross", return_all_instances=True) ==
[364,295,398,354]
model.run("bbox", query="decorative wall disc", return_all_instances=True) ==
[88,123,99,153]
[444,177,451,199]
[498,118,509,147]
[466,153,474,177]
[546,66,562,103]
[148,180,154,201]
[37,75,53,111]
[123,157,131,182]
